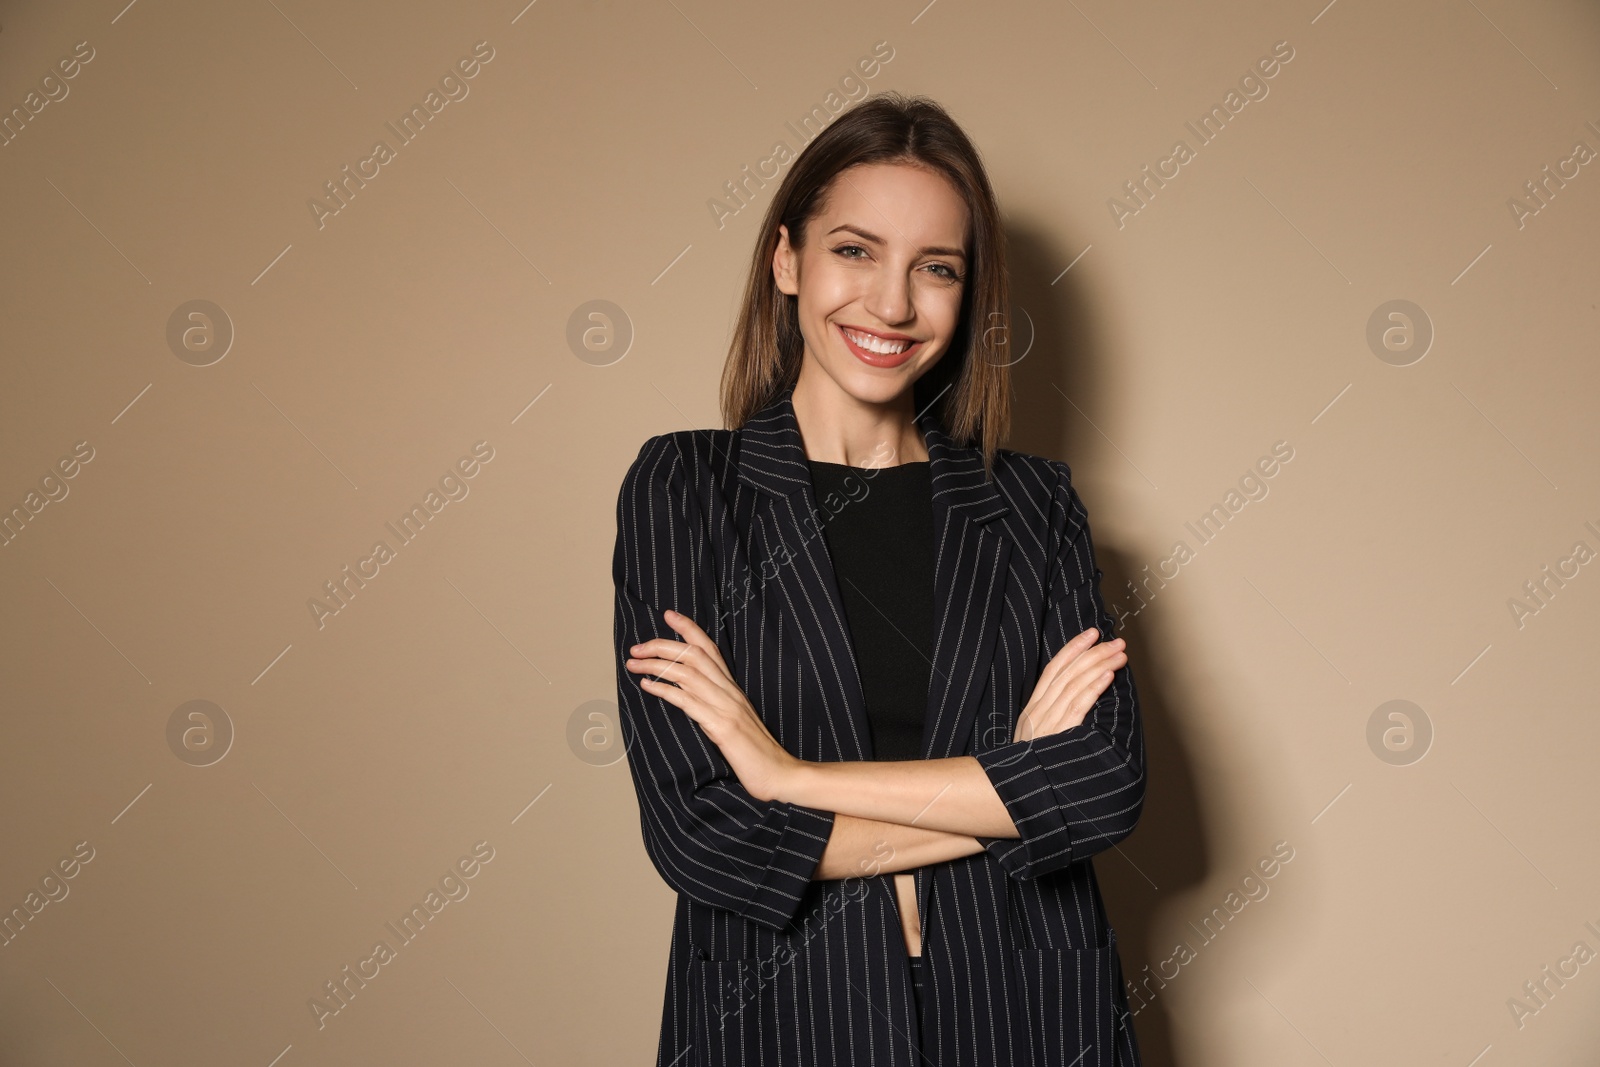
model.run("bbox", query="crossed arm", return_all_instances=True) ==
[626,610,1126,882]
[813,811,986,880]
[614,443,1141,922]
[793,763,1006,879]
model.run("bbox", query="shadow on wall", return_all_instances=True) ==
[1004,225,1210,1067]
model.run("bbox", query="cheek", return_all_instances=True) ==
[801,265,859,311]
[918,291,964,335]
[799,283,859,339]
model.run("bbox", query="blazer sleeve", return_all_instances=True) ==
[971,460,1146,880]
[612,435,836,932]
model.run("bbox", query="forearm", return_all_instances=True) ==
[813,811,985,880]
[782,756,1021,840]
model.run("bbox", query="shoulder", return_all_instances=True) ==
[617,428,736,504]
[625,428,735,474]
[986,447,1096,550]
[617,434,677,500]
[988,446,1075,510]
[991,446,1070,481]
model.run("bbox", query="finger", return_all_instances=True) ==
[1059,670,1115,730]
[1019,649,1096,736]
[1043,628,1093,668]
[1032,628,1101,698]
[637,675,700,720]
[1089,647,1128,679]
[632,614,711,653]
[1052,650,1124,714]
[662,609,714,656]
[638,664,735,738]
[645,676,750,750]
[1057,660,1121,727]
[662,610,734,678]
[1043,627,1101,674]
[1019,635,1125,740]
[628,637,690,662]
[1037,655,1121,735]
[631,641,741,705]
[1037,635,1117,704]
[1057,642,1125,687]
[1025,660,1084,731]
[626,654,702,688]
[629,653,749,718]
[625,645,695,683]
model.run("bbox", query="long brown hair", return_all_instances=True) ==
[719,91,1012,478]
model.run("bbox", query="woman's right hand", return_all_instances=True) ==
[1014,628,1127,742]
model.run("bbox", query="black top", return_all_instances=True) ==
[806,459,936,761]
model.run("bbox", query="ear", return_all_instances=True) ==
[772,224,799,296]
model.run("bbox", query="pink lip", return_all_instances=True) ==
[837,323,920,368]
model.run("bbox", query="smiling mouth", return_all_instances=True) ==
[837,324,921,367]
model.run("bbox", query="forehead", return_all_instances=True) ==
[817,162,969,248]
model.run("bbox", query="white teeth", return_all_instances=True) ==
[843,327,910,355]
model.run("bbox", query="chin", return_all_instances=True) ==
[837,364,928,407]
[807,329,944,407]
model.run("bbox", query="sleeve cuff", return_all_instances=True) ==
[740,802,836,929]
[973,739,1074,879]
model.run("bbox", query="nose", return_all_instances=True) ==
[864,267,915,328]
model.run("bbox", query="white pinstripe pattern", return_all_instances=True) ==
[614,385,1146,1065]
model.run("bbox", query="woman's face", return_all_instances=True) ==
[773,161,970,409]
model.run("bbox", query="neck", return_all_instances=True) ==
[790,374,929,467]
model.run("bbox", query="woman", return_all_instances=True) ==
[614,92,1145,1067]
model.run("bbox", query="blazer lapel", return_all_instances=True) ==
[732,384,1013,769]
[733,386,873,762]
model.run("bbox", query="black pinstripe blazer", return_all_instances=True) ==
[612,383,1146,1067]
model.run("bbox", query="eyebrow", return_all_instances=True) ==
[825,224,967,261]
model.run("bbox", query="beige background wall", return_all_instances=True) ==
[2,0,1597,1063]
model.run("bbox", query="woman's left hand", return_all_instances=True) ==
[625,608,803,803]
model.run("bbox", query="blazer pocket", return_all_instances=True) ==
[689,951,812,1067]
[1009,944,1119,1067]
